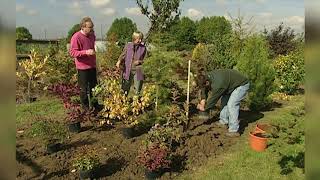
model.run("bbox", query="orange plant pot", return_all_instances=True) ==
[249,132,268,152]
[255,123,271,133]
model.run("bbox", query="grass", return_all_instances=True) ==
[179,95,305,180]
[16,96,65,128]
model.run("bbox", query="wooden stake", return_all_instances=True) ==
[186,59,191,118]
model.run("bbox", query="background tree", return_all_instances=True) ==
[106,17,137,47]
[136,0,184,41]
[168,16,197,51]
[263,23,297,59]
[102,32,122,69]
[228,9,255,59]
[194,16,235,70]
[66,24,80,43]
[206,35,236,70]
[16,27,32,40]
[195,16,232,44]
[45,38,77,85]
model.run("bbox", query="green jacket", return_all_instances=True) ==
[202,69,249,111]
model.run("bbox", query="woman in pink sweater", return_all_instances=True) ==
[69,16,97,109]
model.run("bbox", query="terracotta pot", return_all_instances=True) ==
[249,132,268,152]
[255,123,271,133]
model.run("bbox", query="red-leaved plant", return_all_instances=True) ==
[99,67,121,80]
[47,83,80,100]
[48,83,86,123]
[65,103,86,123]
[137,143,171,172]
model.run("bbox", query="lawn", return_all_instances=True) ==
[179,95,305,180]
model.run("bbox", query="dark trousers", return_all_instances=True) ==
[77,68,97,109]
[121,70,143,96]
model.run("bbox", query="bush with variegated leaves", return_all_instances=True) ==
[92,78,156,127]
[273,49,304,95]
[16,49,48,102]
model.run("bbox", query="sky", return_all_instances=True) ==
[14,0,305,39]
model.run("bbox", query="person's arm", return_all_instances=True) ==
[69,36,87,58]
[133,46,147,65]
[138,48,147,64]
[204,87,225,111]
[197,87,209,111]
[116,44,127,68]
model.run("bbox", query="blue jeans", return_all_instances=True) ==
[219,83,250,132]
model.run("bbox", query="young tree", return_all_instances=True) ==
[143,50,184,106]
[136,0,184,41]
[236,34,276,111]
[106,17,137,47]
[66,24,80,43]
[16,49,48,102]
[16,27,32,40]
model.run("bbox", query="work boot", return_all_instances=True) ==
[225,132,240,137]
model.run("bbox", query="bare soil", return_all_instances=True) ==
[16,114,240,180]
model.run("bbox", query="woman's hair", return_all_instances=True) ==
[80,17,93,28]
[132,31,143,41]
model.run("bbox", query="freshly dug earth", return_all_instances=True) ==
[16,116,238,180]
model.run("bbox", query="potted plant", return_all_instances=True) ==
[65,103,85,133]
[83,107,100,128]
[43,123,68,154]
[16,49,48,103]
[121,85,156,138]
[47,83,85,132]
[146,123,182,149]
[29,120,67,154]
[137,142,171,179]
[93,79,156,138]
[73,146,100,180]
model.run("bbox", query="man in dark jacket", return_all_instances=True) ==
[196,69,250,137]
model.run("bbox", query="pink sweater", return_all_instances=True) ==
[69,31,96,70]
